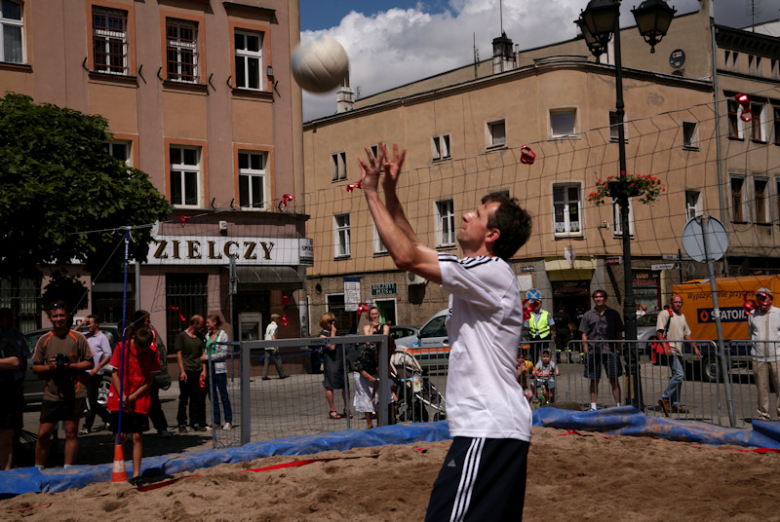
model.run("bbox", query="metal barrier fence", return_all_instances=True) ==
[205,335,390,448]
[204,335,779,448]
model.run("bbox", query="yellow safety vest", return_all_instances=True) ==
[528,310,551,338]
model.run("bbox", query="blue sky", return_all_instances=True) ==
[298,0,780,121]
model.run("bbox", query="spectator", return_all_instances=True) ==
[747,288,780,422]
[636,302,646,318]
[579,290,624,411]
[175,315,206,432]
[553,303,572,363]
[524,290,554,364]
[201,314,232,430]
[131,310,171,438]
[352,339,379,429]
[81,315,112,434]
[534,349,559,404]
[31,302,94,469]
[318,313,347,420]
[0,307,27,470]
[107,327,159,484]
[516,349,534,402]
[657,296,700,416]
[262,314,287,380]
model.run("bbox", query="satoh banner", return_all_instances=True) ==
[146,236,313,266]
[696,307,749,323]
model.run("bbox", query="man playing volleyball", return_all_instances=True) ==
[359,142,533,521]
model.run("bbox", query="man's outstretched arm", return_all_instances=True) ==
[359,144,441,284]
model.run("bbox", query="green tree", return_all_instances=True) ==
[0,93,171,279]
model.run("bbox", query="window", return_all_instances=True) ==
[370,144,379,159]
[432,134,451,160]
[772,59,778,80]
[731,177,745,222]
[373,225,386,254]
[724,51,730,70]
[235,30,262,90]
[685,190,701,221]
[727,99,743,139]
[435,200,455,247]
[755,179,769,224]
[613,199,635,237]
[0,0,23,64]
[751,103,766,142]
[551,109,576,138]
[166,18,198,83]
[732,52,739,72]
[683,121,699,149]
[749,55,755,75]
[331,152,347,181]
[104,141,130,165]
[756,56,762,76]
[92,7,128,74]
[487,120,505,148]
[608,111,625,142]
[238,151,266,210]
[553,185,582,236]
[334,214,350,258]
[775,107,780,145]
[170,146,200,207]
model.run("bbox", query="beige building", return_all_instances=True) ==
[0,0,309,346]
[302,2,780,332]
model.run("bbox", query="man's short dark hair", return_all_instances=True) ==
[134,327,153,348]
[542,349,550,356]
[592,289,608,299]
[46,301,69,316]
[86,314,100,324]
[482,193,532,261]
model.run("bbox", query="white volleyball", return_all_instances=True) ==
[291,35,349,93]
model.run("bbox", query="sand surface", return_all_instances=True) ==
[3,426,780,521]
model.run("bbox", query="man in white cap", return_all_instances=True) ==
[748,287,780,421]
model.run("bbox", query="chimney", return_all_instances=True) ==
[336,71,354,113]
[492,32,515,73]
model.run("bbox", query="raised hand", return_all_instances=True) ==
[358,142,385,193]
[381,142,407,191]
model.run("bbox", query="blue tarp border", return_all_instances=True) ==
[2,407,778,499]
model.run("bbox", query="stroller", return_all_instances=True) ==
[390,347,446,423]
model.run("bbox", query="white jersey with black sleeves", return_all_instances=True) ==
[438,253,532,441]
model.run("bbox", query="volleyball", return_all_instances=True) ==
[291,35,349,93]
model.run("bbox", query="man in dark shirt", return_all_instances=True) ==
[579,290,624,411]
[175,315,206,432]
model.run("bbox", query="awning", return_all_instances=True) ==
[234,266,303,285]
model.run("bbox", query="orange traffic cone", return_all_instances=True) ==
[111,444,128,483]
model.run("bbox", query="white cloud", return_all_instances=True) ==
[300,0,707,121]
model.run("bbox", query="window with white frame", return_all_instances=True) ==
[432,134,451,160]
[487,120,506,148]
[683,121,699,149]
[170,146,200,207]
[334,214,351,257]
[751,103,767,142]
[612,199,635,237]
[331,151,347,181]
[553,184,582,236]
[608,111,625,142]
[435,200,456,247]
[685,190,701,220]
[104,141,131,165]
[235,30,262,90]
[730,176,746,222]
[373,225,386,254]
[166,18,199,83]
[93,7,128,74]
[727,99,744,139]
[238,151,267,210]
[1,0,23,64]
[755,178,770,224]
[551,109,576,138]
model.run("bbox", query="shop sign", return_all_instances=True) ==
[519,266,535,272]
[605,256,622,266]
[146,235,312,266]
[651,263,679,271]
[344,277,361,312]
[371,283,397,296]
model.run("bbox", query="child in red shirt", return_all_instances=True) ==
[107,327,160,483]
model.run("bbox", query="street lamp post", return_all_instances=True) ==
[576,0,676,409]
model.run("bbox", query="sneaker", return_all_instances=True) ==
[588,407,597,412]
[178,425,188,433]
[222,423,232,430]
[262,377,271,381]
[205,425,212,431]
[670,406,688,414]
[128,476,145,487]
[658,399,671,417]
[158,429,172,438]
[79,427,90,435]
[194,425,207,432]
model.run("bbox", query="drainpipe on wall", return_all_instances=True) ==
[709,6,729,275]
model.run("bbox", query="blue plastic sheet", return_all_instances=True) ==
[1,408,778,499]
